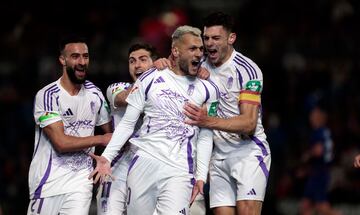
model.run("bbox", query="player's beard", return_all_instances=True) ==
[179,58,196,77]
[66,66,87,84]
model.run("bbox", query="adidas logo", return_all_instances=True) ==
[179,208,186,215]
[63,108,74,116]
[154,76,165,83]
[247,188,257,195]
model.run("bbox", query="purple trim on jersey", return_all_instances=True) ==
[199,81,210,103]
[43,84,59,111]
[127,155,139,176]
[32,128,42,159]
[138,68,156,81]
[34,150,52,199]
[55,95,59,107]
[235,68,243,90]
[250,136,268,156]
[256,155,269,179]
[187,132,195,174]
[206,79,220,99]
[144,78,154,101]
[92,92,103,113]
[111,151,124,167]
[233,57,253,80]
[84,81,101,91]
[235,54,258,79]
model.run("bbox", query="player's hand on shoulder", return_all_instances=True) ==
[154,57,172,70]
[197,67,210,80]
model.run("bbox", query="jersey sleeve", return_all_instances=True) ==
[106,82,132,110]
[34,89,62,128]
[126,70,156,111]
[238,64,263,106]
[95,91,112,126]
[195,80,219,182]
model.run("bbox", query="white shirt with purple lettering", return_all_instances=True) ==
[102,68,219,182]
[202,49,270,160]
[29,79,111,199]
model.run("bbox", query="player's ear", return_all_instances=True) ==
[228,33,236,45]
[172,47,179,58]
[59,55,66,66]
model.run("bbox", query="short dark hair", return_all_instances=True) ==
[128,43,159,61]
[58,34,88,54]
[203,12,235,33]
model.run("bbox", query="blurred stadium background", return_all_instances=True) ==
[0,0,359,214]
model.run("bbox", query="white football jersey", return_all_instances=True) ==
[202,50,270,159]
[29,79,111,199]
[106,82,132,127]
[103,68,219,181]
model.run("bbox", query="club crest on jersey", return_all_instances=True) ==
[245,80,262,92]
[187,84,195,96]
[90,101,96,114]
[227,76,233,89]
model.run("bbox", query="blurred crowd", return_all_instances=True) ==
[0,0,359,214]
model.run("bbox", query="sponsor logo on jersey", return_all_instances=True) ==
[245,80,262,92]
[63,108,74,116]
[208,101,219,116]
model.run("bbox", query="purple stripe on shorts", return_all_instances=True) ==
[37,198,44,214]
[127,155,139,176]
[250,135,268,156]
[256,155,269,179]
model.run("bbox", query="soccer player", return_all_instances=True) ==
[90,25,219,215]
[183,12,271,215]
[299,106,340,215]
[97,43,158,214]
[27,35,112,215]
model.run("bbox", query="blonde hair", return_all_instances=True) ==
[171,25,202,47]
